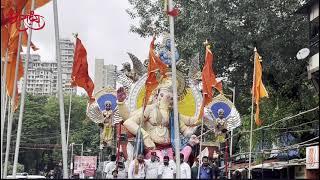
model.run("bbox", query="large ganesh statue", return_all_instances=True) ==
[87,34,205,162]
[116,76,202,161]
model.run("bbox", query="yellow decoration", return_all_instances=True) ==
[136,87,196,116]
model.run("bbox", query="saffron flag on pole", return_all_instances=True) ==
[252,49,268,126]
[1,21,38,60]
[196,44,223,123]
[3,21,25,112]
[143,36,168,108]
[71,37,94,100]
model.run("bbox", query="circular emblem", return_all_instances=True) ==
[94,87,117,111]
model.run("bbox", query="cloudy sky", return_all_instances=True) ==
[30,0,150,93]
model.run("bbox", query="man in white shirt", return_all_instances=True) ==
[179,153,191,179]
[104,155,117,179]
[169,152,176,168]
[145,152,160,179]
[158,156,176,179]
[117,162,127,178]
[128,154,146,179]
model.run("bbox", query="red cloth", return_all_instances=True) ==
[167,8,179,17]
[198,46,223,119]
[71,38,94,100]
[144,37,168,107]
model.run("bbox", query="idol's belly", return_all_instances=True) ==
[148,126,171,145]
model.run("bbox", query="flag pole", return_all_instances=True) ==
[167,0,181,178]
[12,0,35,177]
[53,0,69,178]
[66,90,72,147]
[248,47,257,179]
[3,8,26,177]
[67,33,78,147]
[197,116,204,179]
[1,95,8,178]
[1,50,9,178]
[228,87,235,179]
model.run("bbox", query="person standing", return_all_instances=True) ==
[191,159,199,179]
[158,156,176,179]
[47,170,55,179]
[117,162,127,178]
[104,155,117,179]
[54,162,63,179]
[211,161,220,180]
[199,156,214,179]
[128,154,146,179]
[180,153,191,179]
[145,152,160,179]
[112,170,118,179]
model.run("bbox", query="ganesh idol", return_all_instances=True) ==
[116,77,202,161]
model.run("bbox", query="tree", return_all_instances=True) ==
[7,162,24,175]
[127,0,318,159]
[6,93,100,174]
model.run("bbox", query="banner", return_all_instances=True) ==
[74,156,97,176]
[306,146,319,169]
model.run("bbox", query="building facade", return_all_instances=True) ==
[21,54,57,96]
[94,58,117,93]
[59,38,76,94]
[296,0,319,93]
[21,38,76,95]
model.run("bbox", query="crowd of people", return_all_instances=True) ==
[102,152,221,179]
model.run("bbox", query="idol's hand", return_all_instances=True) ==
[144,137,156,150]
[117,87,127,102]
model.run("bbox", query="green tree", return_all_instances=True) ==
[8,93,100,174]
[127,0,319,159]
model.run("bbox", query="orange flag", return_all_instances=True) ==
[4,21,24,104]
[5,53,24,97]
[71,37,94,100]
[197,45,223,123]
[5,50,24,112]
[252,50,268,126]
[143,37,168,107]
[2,21,39,60]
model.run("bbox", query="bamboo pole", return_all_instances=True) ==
[66,92,72,147]
[53,0,68,178]
[12,0,35,177]
[248,48,257,179]
[197,117,204,179]
[67,34,78,147]
[228,87,235,178]
[1,50,9,179]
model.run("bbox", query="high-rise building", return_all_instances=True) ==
[21,54,57,96]
[94,58,117,93]
[59,38,76,94]
[21,38,77,95]
[105,64,117,89]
